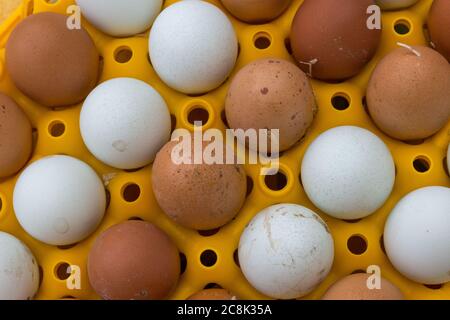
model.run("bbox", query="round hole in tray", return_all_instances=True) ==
[114,46,133,64]
[246,176,254,197]
[198,228,220,237]
[347,235,368,255]
[55,262,71,280]
[379,234,386,255]
[48,121,65,137]
[200,250,217,267]
[424,284,443,290]
[188,107,210,127]
[394,19,411,35]
[254,32,272,50]
[122,183,141,202]
[180,253,187,275]
[413,156,431,173]
[331,93,351,111]
[204,283,222,289]
[233,249,240,268]
[264,171,288,191]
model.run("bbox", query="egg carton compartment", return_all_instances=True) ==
[0,0,449,300]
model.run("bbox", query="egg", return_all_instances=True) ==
[80,78,171,170]
[88,220,180,300]
[188,289,237,300]
[5,12,99,107]
[76,0,162,37]
[384,186,450,285]
[238,204,334,299]
[367,46,450,141]
[0,232,39,300]
[225,58,317,152]
[152,137,247,230]
[428,0,450,62]
[13,155,106,246]
[376,0,419,10]
[220,0,292,23]
[322,273,404,300]
[149,0,238,94]
[301,126,395,220]
[290,0,381,81]
[0,93,32,178]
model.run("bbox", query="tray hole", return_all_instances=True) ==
[105,189,111,210]
[424,284,443,290]
[38,265,43,289]
[204,283,222,289]
[380,234,386,255]
[198,228,220,237]
[170,114,177,133]
[443,157,449,177]
[221,109,229,128]
[233,249,240,268]
[413,156,430,173]
[0,197,2,213]
[394,19,411,35]
[188,107,209,126]
[343,218,362,224]
[122,183,141,202]
[200,250,217,267]
[403,138,425,145]
[48,121,65,137]
[114,46,133,64]
[128,216,144,221]
[55,262,70,280]
[347,235,367,255]
[351,269,366,275]
[180,253,187,275]
[284,38,292,55]
[254,32,272,50]
[264,171,287,191]
[246,176,254,197]
[331,93,350,111]
[57,243,78,250]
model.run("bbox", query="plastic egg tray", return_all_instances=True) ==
[0,0,449,300]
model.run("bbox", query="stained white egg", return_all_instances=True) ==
[238,204,334,299]
[301,126,395,220]
[0,232,39,300]
[375,0,419,10]
[80,78,171,170]
[75,0,163,37]
[13,155,106,246]
[384,186,450,285]
[149,0,238,94]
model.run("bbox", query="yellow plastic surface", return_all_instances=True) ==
[0,0,449,300]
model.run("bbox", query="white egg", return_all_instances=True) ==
[75,0,163,37]
[0,232,39,300]
[13,155,106,246]
[149,0,238,94]
[384,186,450,285]
[238,204,334,299]
[301,126,395,220]
[375,0,419,10]
[80,78,171,170]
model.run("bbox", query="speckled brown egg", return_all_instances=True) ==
[152,137,247,230]
[188,289,237,300]
[290,0,381,81]
[367,46,450,141]
[88,220,180,300]
[225,58,317,152]
[322,273,404,300]
[220,0,292,23]
[0,93,32,178]
[428,0,450,62]
[6,12,99,107]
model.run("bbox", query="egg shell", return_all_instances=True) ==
[149,0,238,94]
[367,46,450,141]
[220,0,292,23]
[5,12,99,107]
[376,0,419,10]
[76,0,162,37]
[0,232,39,300]
[13,155,106,246]
[384,186,450,285]
[238,203,334,299]
[301,126,395,220]
[428,0,450,62]
[88,220,180,300]
[152,137,247,230]
[0,92,32,178]
[322,273,404,300]
[225,58,317,152]
[290,0,381,81]
[188,288,237,300]
[80,78,171,170]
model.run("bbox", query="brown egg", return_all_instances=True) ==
[0,93,32,178]
[220,0,292,23]
[225,58,317,152]
[88,220,180,300]
[6,12,99,107]
[322,273,404,300]
[428,0,450,62]
[290,0,381,81]
[152,137,247,230]
[188,289,237,300]
[367,46,450,141]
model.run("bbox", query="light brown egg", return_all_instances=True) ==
[0,93,32,178]
[188,289,237,300]
[88,220,180,300]
[6,12,99,107]
[220,0,292,23]
[428,0,450,62]
[151,137,247,230]
[225,58,317,152]
[322,273,404,300]
[290,0,381,81]
[367,46,450,141]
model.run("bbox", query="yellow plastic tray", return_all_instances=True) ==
[0,0,449,300]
